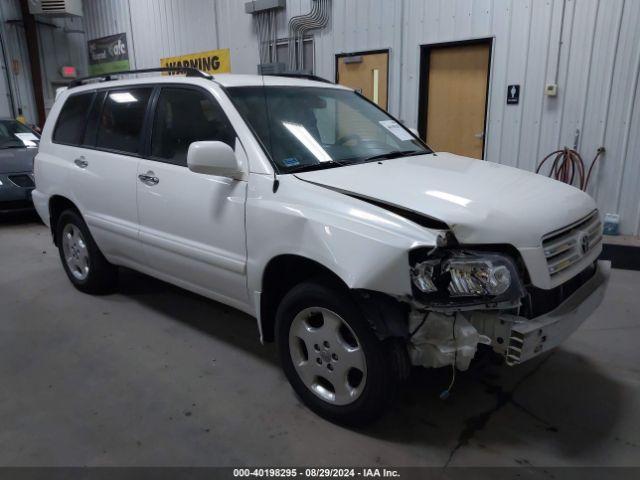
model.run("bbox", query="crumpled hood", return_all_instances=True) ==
[0,147,36,174]
[295,152,597,247]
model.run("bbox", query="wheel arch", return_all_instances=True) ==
[259,254,350,343]
[258,254,411,344]
[49,195,81,245]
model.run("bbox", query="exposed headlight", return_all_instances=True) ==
[444,257,511,296]
[410,259,439,293]
[411,251,524,308]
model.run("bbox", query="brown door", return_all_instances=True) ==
[337,51,389,110]
[424,42,490,159]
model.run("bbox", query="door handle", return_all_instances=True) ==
[74,157,88,168]
[138,171,159,186]
[474,132,485,139]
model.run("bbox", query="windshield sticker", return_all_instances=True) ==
[14,132,38,147]
[282,157,300,167]
[379,120,414,141]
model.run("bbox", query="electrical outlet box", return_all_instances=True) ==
[545,83,558,96]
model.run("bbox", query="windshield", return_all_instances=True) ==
[0,120,39,149]
[227,86,430,173]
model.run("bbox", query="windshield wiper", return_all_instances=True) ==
[285,161,346,174]
[361,150,424,163]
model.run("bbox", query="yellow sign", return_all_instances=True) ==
[160,48,231,75]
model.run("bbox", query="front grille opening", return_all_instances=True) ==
[8,174,35,188]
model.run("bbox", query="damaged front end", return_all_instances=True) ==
[397,243,610,372]
[404,245,526,371]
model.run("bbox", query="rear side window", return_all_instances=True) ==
[96,88,153,155]
[151,87,235,166]
[53,92,95,145]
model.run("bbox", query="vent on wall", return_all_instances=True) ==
[28,0,83,17]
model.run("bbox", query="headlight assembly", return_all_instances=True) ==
[410,251,524,308]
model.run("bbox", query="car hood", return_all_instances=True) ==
[294,152,597,247]
[0,147,36,174]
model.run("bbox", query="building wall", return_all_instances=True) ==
[36,15,89,111]
[0,0,37,122]
[19,0,640,235]
[0,0,88,123]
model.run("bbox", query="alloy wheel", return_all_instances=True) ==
[288,307,367,405]
[61,224,90,281]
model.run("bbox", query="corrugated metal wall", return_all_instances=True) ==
[37,0,640,235]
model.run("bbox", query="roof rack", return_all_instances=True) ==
[263,73,333,84]
[68,67,212,88]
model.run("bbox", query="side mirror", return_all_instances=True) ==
[187,141,243,179]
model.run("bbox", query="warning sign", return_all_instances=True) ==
[160,48,231,75]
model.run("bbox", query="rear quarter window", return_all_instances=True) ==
[52,92,95,145]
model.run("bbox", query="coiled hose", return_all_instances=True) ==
[536,147,605,191]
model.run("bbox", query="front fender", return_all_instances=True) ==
[246,174,441,302]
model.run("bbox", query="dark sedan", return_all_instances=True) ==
[0,119,39,213]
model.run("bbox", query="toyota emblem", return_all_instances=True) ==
[579,232,590,255]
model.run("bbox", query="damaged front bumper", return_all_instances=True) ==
[408,260,611,370]
[501,260,611,365]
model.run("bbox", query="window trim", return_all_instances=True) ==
[51,83,238,165]
[143,84,238,168]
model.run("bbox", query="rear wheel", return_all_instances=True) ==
[56,210,118,294]
[276,281,398,426]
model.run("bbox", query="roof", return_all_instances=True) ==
[62,73,349,96]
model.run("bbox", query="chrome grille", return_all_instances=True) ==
[542,211,602,277]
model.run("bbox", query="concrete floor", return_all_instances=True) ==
[1,212,639,467]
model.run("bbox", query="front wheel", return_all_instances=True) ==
[276,281,398,426]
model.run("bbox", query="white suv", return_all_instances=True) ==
[33,69,609,425]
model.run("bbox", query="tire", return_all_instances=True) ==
[56,209,118,294]
[276,280,398,426]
